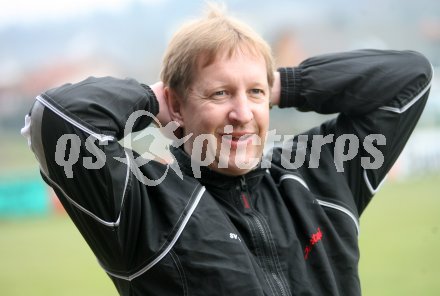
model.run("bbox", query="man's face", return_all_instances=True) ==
[179,51,270,176]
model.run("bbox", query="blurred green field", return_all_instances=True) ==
[0,174,439,296]
[359,174,440,295]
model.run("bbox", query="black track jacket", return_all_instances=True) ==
[23,50,432,295]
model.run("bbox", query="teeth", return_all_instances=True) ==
[232,135,250,141]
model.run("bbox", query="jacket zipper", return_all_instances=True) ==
[240,177,252,212]
[239,177,291,296]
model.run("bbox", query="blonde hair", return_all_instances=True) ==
[160,3,274,98]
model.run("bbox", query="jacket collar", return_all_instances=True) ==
[170,146,266,191]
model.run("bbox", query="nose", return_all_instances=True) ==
[228,93,253,124]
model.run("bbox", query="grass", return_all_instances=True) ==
[359,174,440,295]
[0,174,439,295]
[0,133,39,173]
[0,216,118,296]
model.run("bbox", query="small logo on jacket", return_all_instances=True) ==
[304,227,323,260]
[229,232,241,242]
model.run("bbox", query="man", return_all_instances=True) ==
[22,5,432,296]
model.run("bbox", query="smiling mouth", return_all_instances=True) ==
[219,133,257,149]
[230,134,252,141]
[220,132,254,139]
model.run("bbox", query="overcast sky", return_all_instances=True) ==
[0,0,167,28]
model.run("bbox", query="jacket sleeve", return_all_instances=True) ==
[277,49,433,214]
[21,76,159,267]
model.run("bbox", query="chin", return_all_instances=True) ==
[218,157,261,176]
[215,166,253,176]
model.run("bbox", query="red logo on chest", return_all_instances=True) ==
[304,227,323,260]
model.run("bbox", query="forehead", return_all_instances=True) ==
[194,49,268,84]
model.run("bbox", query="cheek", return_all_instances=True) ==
[186,113,218,137]
[256,109,270,130]
[199,107,228,130]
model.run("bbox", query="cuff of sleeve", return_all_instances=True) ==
[277,67,304,109]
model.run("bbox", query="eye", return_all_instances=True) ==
[210,90,230,100]
[249,89,265,98]
[214,90,227,96]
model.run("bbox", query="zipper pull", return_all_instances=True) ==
[240,176,248,191]
[240,176,251,211]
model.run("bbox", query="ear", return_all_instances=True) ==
[164,87,185,127]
